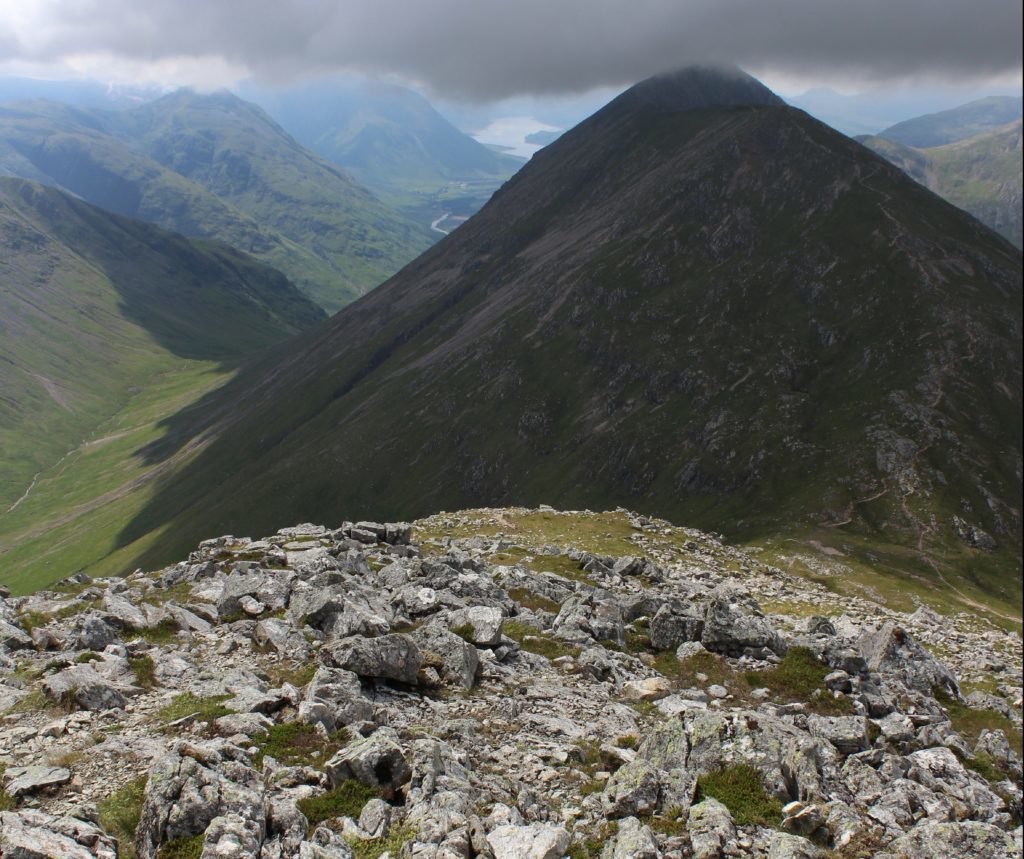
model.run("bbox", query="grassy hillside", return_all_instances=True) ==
[85,69,1020,619]
[0,177,324,591]
[0,94,432,312]
[860,120,1023,247]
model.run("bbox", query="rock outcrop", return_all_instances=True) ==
[0,508,1019,858]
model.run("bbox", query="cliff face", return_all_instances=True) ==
[0,507,1020,857]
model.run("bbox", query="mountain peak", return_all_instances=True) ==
[615,64,785,114]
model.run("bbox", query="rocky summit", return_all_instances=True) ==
[0,508,1020,859]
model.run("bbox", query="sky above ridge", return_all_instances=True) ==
[0,0,1020,100]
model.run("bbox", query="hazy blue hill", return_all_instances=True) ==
[241,78,524,230]
[877,96,1023,147]
[0,176,323,522]
[0,75,159,110]
[0,93,432,311]
[104,67,1020,616]
[860,119,1023,247]
[243,78,522,192]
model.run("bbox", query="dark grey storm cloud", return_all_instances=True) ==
[13,0,1023,97]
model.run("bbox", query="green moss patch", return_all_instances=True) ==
[126,618,180,646]
[0,766,15,811]
[348,825,415,859]
[507,587,561,613]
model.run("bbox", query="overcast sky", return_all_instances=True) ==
[0,0,1020,100]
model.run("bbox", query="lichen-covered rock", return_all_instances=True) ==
[298,666,374,731]
[254,617,310,661]
[297,826,356,859]
[486,823,570,859]
[688,798,737,859]
[649,604,704,650]
[75,615,121,651]
[807,714,869,757]
[414,622,479,688]
[857,622,959,697]
[905,747,1006,821]
[599,816,658,858]
[701,598,785,657]
[884,820,1019,858]
[323,727,411,798]
[0,809,117,859]
[321,633,423,684]
[767,831,823,858]
[41,664,130,711]
[134,740,266,859]
[0,618,33,650]
[603,717,694,817]
[448,605,504,647]
[2,765,72,797]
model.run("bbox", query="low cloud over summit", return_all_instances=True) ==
[1,0,1021,97]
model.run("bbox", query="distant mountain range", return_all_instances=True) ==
[0,176,322,538]
[872,96,1023,147]
[80,66,1020,615]
[858,99,1023,248]
[240,78,525,230]
[0,91,432,311]
[788,87,1022,137]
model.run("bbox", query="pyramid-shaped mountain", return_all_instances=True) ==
[121,66,1022,603]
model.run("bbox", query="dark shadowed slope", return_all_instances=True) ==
[0,177,324,587]
[70,67,1024,608]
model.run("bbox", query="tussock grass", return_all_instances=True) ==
[252,722,348,769]
[98,775,148,858]
[695,764,783,827]
[156,693,232,724]
[503,620,580,660]
[744,646,853,715]
[298,780,380,825]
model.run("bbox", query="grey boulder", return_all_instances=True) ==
[321,634,423,685]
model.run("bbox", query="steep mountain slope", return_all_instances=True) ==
[877,95,1023,147]
[860,120,1023,247]
[38,67,1024,609]
[0,93,432,311]
[0,177,324,585]
[241,78,524,230]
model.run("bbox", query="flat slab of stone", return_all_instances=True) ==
[3,765,72,797]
